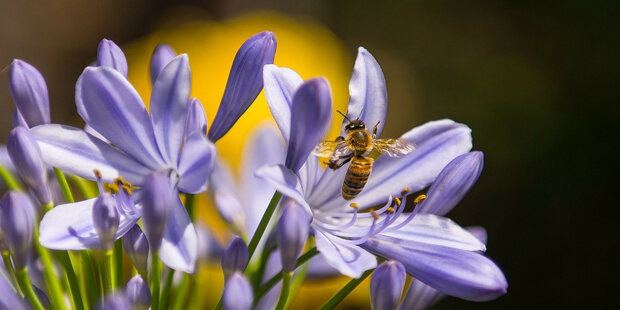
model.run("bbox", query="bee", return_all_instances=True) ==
[313,111,416,200]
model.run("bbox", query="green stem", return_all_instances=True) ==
[16,268,45,310]
[2,252,21,296]
[275,272,292,310]
[159,269,175,309]
[54,167,74,203]
[170,273,191,310]
[34,222,68,310]
[247,192,281,259]
[56,251,85,310]
[151,252,162,310]
[319,268,374,310]
[114,240,123,288]
[250,247,273,290]
[253,247,319,304]
[101,250,114,293]
[0,164,20,190]
[184,193,196,221]
[81,251,98,307]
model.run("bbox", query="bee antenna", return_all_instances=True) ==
[357,107,365,120]
[336,110,351,122]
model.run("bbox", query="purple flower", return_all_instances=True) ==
[122,224,150,275]
[370,261,406,310]
[124,275,151,310]
[33,41,215,272]
[208,31,277,142]
[221,236,250,278]
[257,47,506,301]
[8,59,50,128]
[222,272,253,310]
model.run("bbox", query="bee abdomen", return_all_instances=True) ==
[342,157,374,200]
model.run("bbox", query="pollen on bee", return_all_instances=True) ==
[414,194,427,205]
[350,203,359,209]
[370,210,379,220]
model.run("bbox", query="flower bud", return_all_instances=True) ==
[370,261,406,310]
[221,236,249,279]
[122,224,149,275]
[8,59,50,127]
[208,31,277,142]
[92,193,120,251]
[124,275,151,310]
[276,200,309,273]
[141,172,174,252]
[28,285,50,310]
[0,191,34,270]
[222,273,253,310]
[149,44,177,84]
[7,126,52,206]
[97,39,128,78]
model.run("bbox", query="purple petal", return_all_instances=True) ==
[150,55,191,166]
[362,237,507,301]
[31,124,152,184]
[149,44,177,85]
[466,226,488,245]
[177,131,216,194]
[84,124,110,144]
[222,273,253,310]
[208,31,277,142]
[39,198,139,250]
[7,126,51,205]
[418,151,484,216]
[343,47,387,138]
[370,261,406,310]
[400,278,443,310]
[285,78,333,173]
[276,200,309,272]
[185,98,208,138]
[240,124,286,233]
[379,214,486,252]
[9,59,50,127]
[12,109,28,128]
[314,230,377,278]
[263,65,304,143]
[76,66,164,170]
[318,119,472,212]
[255,164,310,214]
[0,270,27,310]
[97,39,128,78]
[159,196,197,273]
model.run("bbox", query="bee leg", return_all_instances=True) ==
[372,121,381,139]
[328,154,353,170]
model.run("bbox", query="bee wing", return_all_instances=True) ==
[374,138,416,157]
[313,141,351,158]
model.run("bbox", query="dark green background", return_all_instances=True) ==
[1,0,617,308]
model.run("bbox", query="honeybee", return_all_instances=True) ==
[313,112,416,200]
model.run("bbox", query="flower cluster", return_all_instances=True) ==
[0,31,506,310]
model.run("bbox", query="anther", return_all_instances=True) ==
[93,169,102,181]
[393,197,401,207]
[387,207,395,214]
[370,210,379,220]
[414,194,427,205]
[350,203,359,210]
[401,187,410,196]
[108,183,119,194]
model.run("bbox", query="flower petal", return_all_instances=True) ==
[208,31,277,142]
[150,55,191,166]
[418,151,484,216]
[159,196,197,273]
[149,44,177,84]
[314,230,377,278]
[379,214,486,252]
[318,119,472,211]
[255,164,310,214]
[97,39,128,78]
[177,131,216,194]
[185,98,208,138]
[76,66,165,169]
[362,237,507,301]
[343,47,387,138]
[399,278,443,310]
[263,65,304,143]
[39,198,139,250]
[31,124,152,184]
[9,59,50,127]
[285,78,333,173]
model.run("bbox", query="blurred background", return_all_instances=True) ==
[1,0,618,308]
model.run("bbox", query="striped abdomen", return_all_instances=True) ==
[342,156,374,200]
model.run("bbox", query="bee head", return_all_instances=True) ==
[344,119,366,132]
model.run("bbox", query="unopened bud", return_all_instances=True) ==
[92,193,120,251]
[276,200,309,273]
[370,261,406,310]
[0,191,35,269]
[222,273,253,310]
[8,59,50,127]
[141,172,174,252]
[122,224,149,275]
[221,236,249,279]
[124,275,151,310]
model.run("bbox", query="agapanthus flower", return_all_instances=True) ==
[33,41,215,272]
[257,47,507,301]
